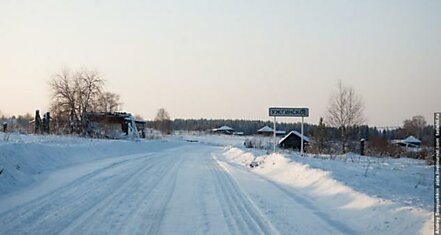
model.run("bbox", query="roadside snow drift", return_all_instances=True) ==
[223,147,433,235]
[0,133,181,195]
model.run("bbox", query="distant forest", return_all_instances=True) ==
[146,118,434,145]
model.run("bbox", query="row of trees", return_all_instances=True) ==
[170,118,316,136]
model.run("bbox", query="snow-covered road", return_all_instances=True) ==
[0,139,432,234]
[1,144,280,234]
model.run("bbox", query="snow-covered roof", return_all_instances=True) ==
[257,126,285,134]
[391,136,422,148]
[402,136,421,144]
[257,126,273,132]
[213,125,234,131]
[279,130,310,144]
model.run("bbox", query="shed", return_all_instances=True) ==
[86,112,146,139]
[278,130,310,150]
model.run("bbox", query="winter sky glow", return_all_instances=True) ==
[0,0,440,126]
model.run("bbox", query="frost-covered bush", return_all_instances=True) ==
[244,136,274,150]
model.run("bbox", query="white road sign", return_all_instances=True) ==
[269,107,309,117]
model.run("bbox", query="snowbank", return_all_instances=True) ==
[223,147,433,235]
[0,133,182,195]
[292,152,434,210]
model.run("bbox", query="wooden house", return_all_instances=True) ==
[278,130,310,150]
[212,125,235,135]
[86,112,146,139]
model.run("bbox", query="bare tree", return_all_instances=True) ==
[49,68,105,134]
[76,69,105,131]
[154,108,172,134]
[95,92,122,113]
[402,115,426,139]
[326,81,365,153]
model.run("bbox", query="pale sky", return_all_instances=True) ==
[0,0,440,126]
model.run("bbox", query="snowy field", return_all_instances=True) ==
[0,133,434,234]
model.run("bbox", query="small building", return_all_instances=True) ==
[212,125,235,135]
[392,136,421,148]
[278,130,310,150]
[86,112,146,139]
[256,125,286,136]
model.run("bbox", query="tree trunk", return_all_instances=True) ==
[341,126,347,153]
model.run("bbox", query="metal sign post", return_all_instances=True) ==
[273,116,277,153]
[301,116,304,155]
[269,107,309,155]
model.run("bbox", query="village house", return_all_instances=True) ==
[212,125,235,135]
[278,130,310,150]
[391,135,422,149]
